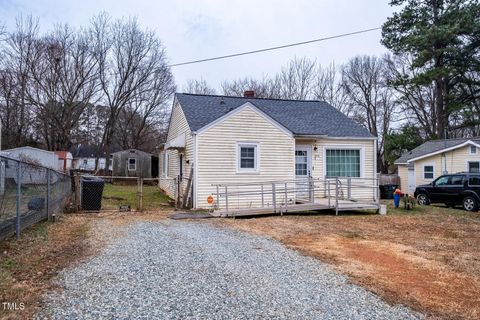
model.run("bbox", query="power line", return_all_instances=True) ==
[170,27,381,67]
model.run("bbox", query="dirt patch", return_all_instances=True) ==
[0,209,172,320]
[214,206,480,319]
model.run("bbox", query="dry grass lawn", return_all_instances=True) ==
[214,202,480,320]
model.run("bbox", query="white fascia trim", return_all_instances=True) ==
[165,97,193,143]
[322,144,366,179]
[407,140,480,163]
[299,135,377,141]
[196,102,293,138]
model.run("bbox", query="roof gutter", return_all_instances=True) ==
[293,134,377,140]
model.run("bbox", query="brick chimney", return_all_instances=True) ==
[243,90,255,98]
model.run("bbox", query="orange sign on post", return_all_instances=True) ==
[207,195,214,204]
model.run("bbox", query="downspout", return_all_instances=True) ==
[443,129,448,174]
[192,131,198,209]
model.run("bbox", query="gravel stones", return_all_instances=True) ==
[37,220,422,319]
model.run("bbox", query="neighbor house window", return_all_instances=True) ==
[423,165,434,179]
[237,143,259,172]
[469,161,480,173]
[470,145,477,154]
[325,149,360,177]
[128,158,136,171]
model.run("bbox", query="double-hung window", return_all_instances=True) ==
[470,145,477,155]
[423,165,434,179]
[469,161,480,173]
[128,158,136,171]
[325,149,361,177]
[237,143,259,173]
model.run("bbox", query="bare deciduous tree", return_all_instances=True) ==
[0,16,39,148]
[276,57,316,100]
[342,55,398,173]
[312,63,353,116]
[221,76,281,98]
[183,78,216,95]
[26,24,100,150]
[91,14,175,167]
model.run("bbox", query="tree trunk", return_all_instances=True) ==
[435,78,446,139]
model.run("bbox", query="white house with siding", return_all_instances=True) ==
[395,138,480,194]
[160,92,377,213]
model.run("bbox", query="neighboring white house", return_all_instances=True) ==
[70,144,110,171]
[1,146,60,184]
[160,92,377,211]
[395,138,480,194]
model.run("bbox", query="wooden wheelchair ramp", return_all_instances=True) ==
[210,178,381,217]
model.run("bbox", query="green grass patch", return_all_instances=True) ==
[101,183,171,210]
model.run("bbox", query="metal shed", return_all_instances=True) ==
[111,149,159,178]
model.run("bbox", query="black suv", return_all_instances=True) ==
[414,173,480,212]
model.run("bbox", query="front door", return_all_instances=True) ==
[295,146,311,199]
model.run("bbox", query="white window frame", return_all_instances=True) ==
[236,142,260,174]
[468,161,480,173]
[322,145,364,178]
[127,158,137,171]
[470,145,477,155]
[423,163,435,180]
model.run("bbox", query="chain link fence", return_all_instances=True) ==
[0,155,72,241]
[72,175,169,212]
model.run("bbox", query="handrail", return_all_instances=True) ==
[213,176,380,215]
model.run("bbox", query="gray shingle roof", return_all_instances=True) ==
[175,93,372,137]
[394,138,480,164]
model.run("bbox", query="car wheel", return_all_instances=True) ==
[417,193,430,206]
[462,197,478,212]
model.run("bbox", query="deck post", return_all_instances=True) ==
[284,182,288,213]
[216,185,220,210]
[272,183,276,213]
[347,177,351,200]
[311,178,315,203]
[225,186,229,216]
[327,180,331,207]
[335,178,339,216]
[261,184,264,207]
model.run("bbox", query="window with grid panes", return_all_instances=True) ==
[325,149,360,177]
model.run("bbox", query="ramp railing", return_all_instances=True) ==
[211,176,379,216]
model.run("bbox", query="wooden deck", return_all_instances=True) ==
[211,198,380,217]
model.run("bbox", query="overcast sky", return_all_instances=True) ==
[0,0,396,91]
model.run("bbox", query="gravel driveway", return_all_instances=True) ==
[38,220,421,319]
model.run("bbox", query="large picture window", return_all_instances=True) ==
[237,143,259,173]
[326,149,360,177]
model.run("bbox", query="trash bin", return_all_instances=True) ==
[81,176,105,211]
[379,184,398,200]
